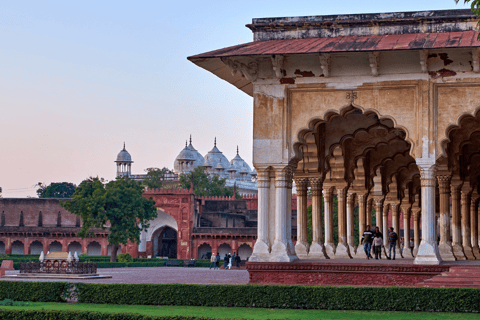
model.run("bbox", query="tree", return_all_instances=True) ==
[457,0,480,39]
[61,177,157,262]
[36,182,76,198]
[142,167,174,189]
[179,167,239,198]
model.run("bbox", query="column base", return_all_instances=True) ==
[334,243,352,259]
[472,246,480,260]
[295,242,309,260]
[396,246,404,259]
[438,242,456,261]
[348,245,356,257]
[402,246,415,259]
[270,241,298,262]
[463,245,476,260]
[413,246,419,257]
[414,241,442,265]
[308,242,327,259]
[324,242,336,259]
[287,240,296,256]
[352,244,367,259]
[249,240,270,262]
[452,243,467,260]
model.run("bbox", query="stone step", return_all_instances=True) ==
[449,267,480,273]
[417,283,480,288]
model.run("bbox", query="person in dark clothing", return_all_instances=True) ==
[361,225,374,259]
[223,254,229,269]
[214,253,220,269]
[388,227,398,260]
[373,226,383,259]
[235,254,241,268]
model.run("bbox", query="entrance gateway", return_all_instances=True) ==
[189,9,480,280]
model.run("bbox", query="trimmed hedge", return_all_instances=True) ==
[0,309,223,320]
[0,282,70,302]
[75,283,480,313]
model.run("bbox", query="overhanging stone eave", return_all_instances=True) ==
[188,56,254,96]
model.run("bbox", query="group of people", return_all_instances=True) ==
[209,252,241,269]
[361,225,399,260]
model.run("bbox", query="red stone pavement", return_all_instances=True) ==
[0,267,250,285]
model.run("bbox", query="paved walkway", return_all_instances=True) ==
[1,267,250,285]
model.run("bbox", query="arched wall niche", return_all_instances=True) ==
[145,208,178,242]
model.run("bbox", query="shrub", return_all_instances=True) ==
[0,299,29,306]
[0,309,221,320]
[117,253,133,263]
[0,282,71,302]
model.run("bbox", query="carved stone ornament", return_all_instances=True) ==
[319,53,330,78]
[373,197,384,206]
[309,177,323,191]
[368,51,380,77]
[346,90,357,105]
[436,175,452,194]
[419,165,436,187]
[271,55,284,79]
[221,57,259,82]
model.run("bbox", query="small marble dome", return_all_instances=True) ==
[116,143,133,163]
[173,136,205,174]
[229,146,251,175]
[204,138,230,176]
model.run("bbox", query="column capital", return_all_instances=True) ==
[309,177,323,196]
[257,168,271,189]
[418,163,436,187]
[436,175,451,194]
[373,196,384,206]
[323,186,333,198]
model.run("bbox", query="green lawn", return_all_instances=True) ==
[2,302,479,319]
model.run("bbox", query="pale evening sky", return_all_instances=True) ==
[0,1,470,197]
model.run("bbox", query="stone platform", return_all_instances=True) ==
[246,260,454,287]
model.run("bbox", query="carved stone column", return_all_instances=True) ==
[382,203,389,248]
[294,177,309,259]
[352,193,368,259]
[402,205,414,258]
[391,203,403,258]
[461,185,475,260]
[250,168,271,262]
[470,193,479,259]
[414,163,442,265]
[309,177,326,259]
[323,186,335,258]
[285,169,295,256]
[413,210,421,257]
[270,167,298,262]
[335,186,352,258]
[451,178,466,260]
[346,192,356,256]
[436,175,455,261]
[366,199,373,227]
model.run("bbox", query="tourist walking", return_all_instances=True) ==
[209,254,216,269]
[373,233,383,260]
[410,237,414,255]
[361,225,374,259]
[214,253,220,269]
[373,226,383,259]
[235,254,241,268]
[223,254,229,269]
[388,227,398,260]
[227,253,232,269]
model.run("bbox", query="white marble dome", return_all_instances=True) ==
[187,141,205,168]
[116,144,132,162]
[173,138,205,174]
[204,139,230,177]
[229,147,251,175]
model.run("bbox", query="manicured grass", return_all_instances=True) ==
[2,302,480,320]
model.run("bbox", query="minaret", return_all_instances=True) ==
[115,142,133,177]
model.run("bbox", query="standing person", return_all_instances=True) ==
[388,227,398,260]
[373,226,383,259]
[214,253,220,269]
[209,253,216,269]
[227,253,232,269]
[361,225,374,259]
[235,254,241,268]
[223,254,229,269]
[373,233,383,260]
[409,237,414,255]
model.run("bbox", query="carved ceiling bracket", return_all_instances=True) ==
[419,50,429,73]
[271,55,284,79]
[221,57,259,81]
[368,52,380,77]
[319,53,331,78]
[472,48,480,73]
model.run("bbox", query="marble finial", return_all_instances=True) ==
[39,251,45,262]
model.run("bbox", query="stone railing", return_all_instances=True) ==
[19,260,97,275]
